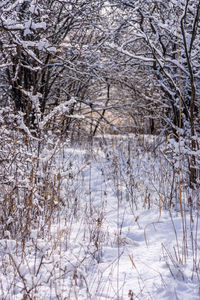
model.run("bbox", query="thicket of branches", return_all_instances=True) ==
[0,0,199,189]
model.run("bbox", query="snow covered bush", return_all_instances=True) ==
[0,105,72,240]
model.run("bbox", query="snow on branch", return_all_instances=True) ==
[17,112,40,140]
[105,42,156,63]
[39,98,77,129]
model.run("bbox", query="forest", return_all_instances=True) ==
[0,1,199,299]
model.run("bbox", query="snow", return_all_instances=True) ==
[0,136,199,299]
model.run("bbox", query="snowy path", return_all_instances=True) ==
[79,151,200,300]
[0,143,199,300]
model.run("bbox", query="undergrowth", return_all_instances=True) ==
[0,108,199,299]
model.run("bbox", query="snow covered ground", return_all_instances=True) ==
[0,135,199,299]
